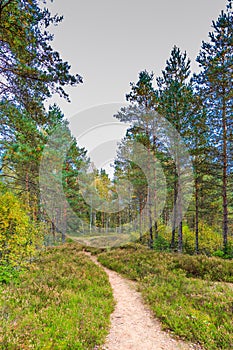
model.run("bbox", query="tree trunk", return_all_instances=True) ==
[139,200,143,241]
[51,220,56,242]
[146,129,153,249]
[177,157,183,253]
[222,95,228,252]
[89,202,92,234]
[62,203,67,243]
[171,172,177,250]
[152,128,158,240]
[195,176,199,254]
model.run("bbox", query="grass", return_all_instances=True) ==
[0,243,114,349]
[98,244,233,350]
[69,233,132,249]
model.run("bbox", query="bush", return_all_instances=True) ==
[213,244,233,259]
[0,187,41,267]
[154,222,230,257]
[153,235,170,252]
[0,264,20,284]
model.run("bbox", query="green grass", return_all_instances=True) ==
[69,233,131,249]
[0,243,114,349]
[98,245,233,350]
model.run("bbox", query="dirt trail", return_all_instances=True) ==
[86,253,202,350]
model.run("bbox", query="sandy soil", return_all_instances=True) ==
[86,253,202,350]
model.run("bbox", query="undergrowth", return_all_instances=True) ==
[98,246,233,350]
[0,243,114,349]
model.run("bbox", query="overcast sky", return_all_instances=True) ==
[46,0,228,176]
[47,0,227,117]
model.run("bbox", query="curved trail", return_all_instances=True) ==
[86,253,201,350]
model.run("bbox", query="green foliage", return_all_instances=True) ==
[195,2,233,250]
[154,223,231,256]
[0,264,20,284]
[213,244,233,260]
[0,0,84,251]
[153,235,170,252]
[0,244,114,349]
[98,247,233,349]
[0,0,82,116]
[0,186,41,267]
[182,224,223,255]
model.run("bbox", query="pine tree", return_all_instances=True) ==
[195,0,233,252]
[115,70,158,247]
[186,100,210,253]
[156,46,195,252]
[0,0,82,119]
[113,130,148,240]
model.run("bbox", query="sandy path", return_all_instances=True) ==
[86,253,201,350]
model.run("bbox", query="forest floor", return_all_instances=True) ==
[86,253,202,350]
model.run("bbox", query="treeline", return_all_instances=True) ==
[0,0,232,267]
[82,1,233,256]
[0,0,86,266]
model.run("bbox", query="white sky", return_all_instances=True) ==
[45,0,228,176]
[46,0,227,116]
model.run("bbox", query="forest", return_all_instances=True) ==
[1,0,232,259]
[0,1,233,349]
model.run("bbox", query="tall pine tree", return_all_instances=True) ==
[196,0,233,252]
[156,46,195,252]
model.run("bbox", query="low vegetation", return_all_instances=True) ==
[0,186,43,268]
[0,244,114,349]
[98,245,233,350]
[152,223,233,258]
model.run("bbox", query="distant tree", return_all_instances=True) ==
[186,101,210,254]
[114,131,148,239]
[115,70,158,247]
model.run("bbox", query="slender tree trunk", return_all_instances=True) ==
[89,200,92,234]
[139,200,143,241]
[62,162,69,243]
[93,211,96,230]
[107,215,109,233]
[102,212,105,230]
[153,127,158,240]
[146,128,153,248]
[171,170,177,250]
[62,203,67,243]
[25,171,30,206]
[118,210,122,233]
[177,208,183,253]
[51,220,56,241]
[195,176,199,254]
[222,95,228,252]
[174,140,183,254]
[177,160,183,253]
[148,172,153,248]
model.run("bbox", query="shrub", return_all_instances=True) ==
[0,264,20,284]
[0,188,41,267]
[153,235,170,252]
[154,222,229,256]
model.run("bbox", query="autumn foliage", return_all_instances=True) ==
[0,185,41,266]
